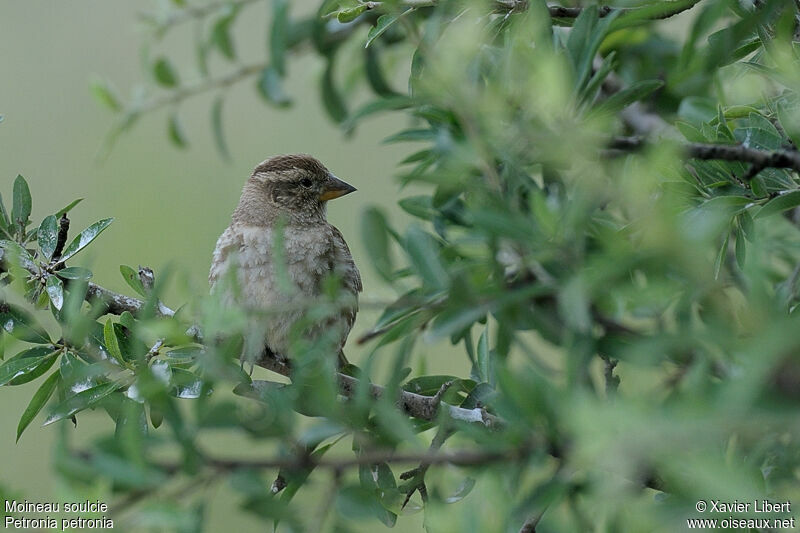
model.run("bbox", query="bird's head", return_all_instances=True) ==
[235,154,356,225]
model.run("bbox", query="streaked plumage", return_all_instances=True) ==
[209,154,361,364]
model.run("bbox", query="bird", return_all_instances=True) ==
[209,154,361,368]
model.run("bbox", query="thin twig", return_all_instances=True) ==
[139,0,260,29]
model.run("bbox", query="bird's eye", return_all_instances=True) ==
[300,178,313,188]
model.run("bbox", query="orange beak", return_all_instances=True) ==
[320,174,357,202]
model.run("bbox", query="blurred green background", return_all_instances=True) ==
[0,2,427,530]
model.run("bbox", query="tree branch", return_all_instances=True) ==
[365,0,701,19]
[256,357,503,427]
[609,136,800,174]
[51,214,70,262]
[78,441,535,475]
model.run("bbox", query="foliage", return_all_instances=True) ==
[3,0,800,531]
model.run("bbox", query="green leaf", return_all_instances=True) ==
[37,215,58,259]
[476,326,491,385]
[56,266,93,281]
[321,55,347,124]
[714,232,730,280]
[256,67,291,107]
[211,96,230,160]
[270,0,289,75]
[735,226,746,270]
[361,208,393,281]
[211,8,238,60]
[46,276,64,311]
[6,347,58,386]
[383,128,436,144]
[398,195,435,220]
[337,4,366,22]
[0,303,50,344]
[778,103,800,148]
[366,11,411,48]
[17,371,60,441]
[103,320,126,366]
[11,174,32,232]
[364,45,398,98]
[153,57,179,88]
[0,351,53,387]
[168,113,188,149]
[119,265,146,296]
[402,375,471,396]
[90,79,122,112]
[59,218,113,262]
[734,113,782,151]
[566,6,619,91]
[43,382,119,426]
[0,192,11,232]
[755,190,800,219]
[739,211,755,241]
[0,239,36,271]
[56,198,83,217]
[405,226,448,289]
[443,477,476,503]
[595,79,663,114]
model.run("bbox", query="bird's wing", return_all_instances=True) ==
[330,225,362,296]
[208,226,241,288]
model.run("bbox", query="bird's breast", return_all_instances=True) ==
[237,225,333,299]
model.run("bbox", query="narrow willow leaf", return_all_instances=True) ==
[270,0,289,75]
[11,174,32,231]
[361,208,393,281]
[120,265,146,296]
[405,227,448,288]
[59,218,113,262]
[56,198,83,217]
[211,8,238,60]
[56,266,93,281]
[443,478,476,504]
[211,96,230,160]
[46,276,64,310]
[739,211,755,241]
[103,319,126,366]
[364,45,397,97]
[0,192,10,230]
[366,10,411,48]
[7,349,58,386]
[476,326,490,384]
[0,355,51,387]
[168,113,188,148]
[153,57,179,87]
[755,190,800,219]
[256,67,291,107]
[38,215,58,259]
[735,226,746,270]
[0,239,36,271]
[321,55,347,123]
[344,97,412,131]
[17,371,60,441]
[89,79,122,112]
[714,232,730,280]
[0,303,50,344]
[43,382,119,426]
[595,79,664,114]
